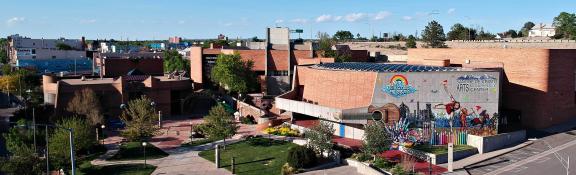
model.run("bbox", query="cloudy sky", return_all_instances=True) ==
[1,0,574,40]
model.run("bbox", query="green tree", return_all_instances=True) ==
[1,64,11,75]
[163,49,190,73]
[251,36,263,42]
[1,120,44,175]
[48,117,95,169]
[200,105,238,147]
[520,21,536,37]
[504,29,519,38]
[66,88,104,126]
[0,50,7,64]
[210,53,257,94]
[361,121,392,159]
[334,30,354,41]
[405,35,417,48]
[421,20,447,48]
[447,23,475,40]
[304,120,335,156]
[0,145,43,175]
[476,29,496,40]
[119,96,160,141]
[56,43,73,50]
[392,34,406,41]
[553,12,576,39]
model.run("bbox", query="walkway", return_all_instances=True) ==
[91,118,258,175]
[299,165,361,175]
[379,150,448,175]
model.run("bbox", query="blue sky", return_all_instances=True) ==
[1,0,574,40]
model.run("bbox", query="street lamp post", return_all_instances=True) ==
[142,142,147,168]
[268,123,272,145]
[26,89,37,153]
[97,124,105,144]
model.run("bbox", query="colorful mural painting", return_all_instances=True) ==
[371,72,500,146]
[382,75,417,98]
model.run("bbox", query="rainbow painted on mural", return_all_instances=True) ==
[389,75,409,85]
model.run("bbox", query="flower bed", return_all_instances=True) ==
[263,124,300,137]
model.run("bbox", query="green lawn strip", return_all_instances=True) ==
[199,140,298,175]
[78,163,156,175]
[411,144,476,155]
[109,142,169,161]
[181,138,218,147]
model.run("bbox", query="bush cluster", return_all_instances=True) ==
[263,125,299,137]
[239,116,256,124]
[286,146,317,169]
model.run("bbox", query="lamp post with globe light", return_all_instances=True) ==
[142,142,147,168]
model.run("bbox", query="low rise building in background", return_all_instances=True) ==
[7,34,92,74]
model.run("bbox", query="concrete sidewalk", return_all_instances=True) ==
[438,140,534,174]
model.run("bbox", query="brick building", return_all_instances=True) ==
[93,52,164,77]
[277,63,502,139]
[190,27,338,95]
[408,48,576,129]
[42,74,192,117]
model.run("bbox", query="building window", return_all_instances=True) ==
[32,56,36,59]
[31,49,36,55]
[268,70,289,76]
[52,56,56,59]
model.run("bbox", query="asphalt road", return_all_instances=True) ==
[466,130,576,175]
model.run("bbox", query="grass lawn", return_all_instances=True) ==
[109,142,169,161]
[412,144,476,155]
[78,163,156,175]
[181,138,218,147]
[199,139,298,175]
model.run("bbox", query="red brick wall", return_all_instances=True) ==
[296,66,377,109]
[408,48,576,129]
[103,59,163,77]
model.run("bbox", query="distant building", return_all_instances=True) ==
[169,36,181,44]
[190,27,340,95]
[529,23,556,37]
[7,34,91,74]
[93,52,164,77]
[149,43,166,50]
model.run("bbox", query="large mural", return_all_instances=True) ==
[369,71,500,146]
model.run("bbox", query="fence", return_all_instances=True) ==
[429,129,468,145]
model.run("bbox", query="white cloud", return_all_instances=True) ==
[333,16,342,21]
[177,20,186,24]
[344,13,366,22]
[316,14,332,23]
[79,19,97,24]
[447,8,456,15]
[275,19,284,23]
[6,17,25,26]
[373,11,391,20]
[402,16,413,21]
[291,18,308,24]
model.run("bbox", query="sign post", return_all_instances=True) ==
[448,143,454,172]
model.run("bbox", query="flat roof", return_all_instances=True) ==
[311,63,464,72]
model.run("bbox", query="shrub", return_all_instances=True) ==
[373,157,395,169]
[391,164,407,175]
[352,152,371,162]
[287,146,317,169]
[240,116,256,124]
[281,163,297,175]
[247,136,272,146]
